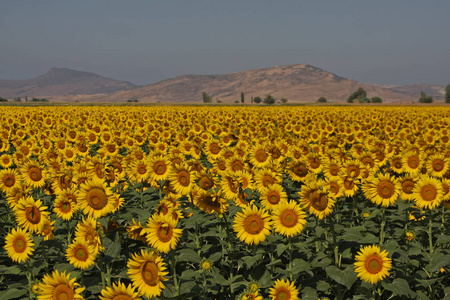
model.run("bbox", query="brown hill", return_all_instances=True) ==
[87,64,444,103]
[0,68,137,99]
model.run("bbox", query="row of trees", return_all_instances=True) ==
[0,96,49,102]
[202,92,287,105]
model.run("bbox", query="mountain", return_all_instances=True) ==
[88,64,445,103]
[0,68,137,99]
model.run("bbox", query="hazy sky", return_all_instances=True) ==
[1,1,449,86]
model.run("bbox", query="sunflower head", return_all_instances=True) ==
[354,245,392,284]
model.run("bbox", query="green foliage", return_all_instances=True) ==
[263,94,276,105]
[280,98,288,104]
[202,91,212,103]
[371,96,382,103]
[240,92,245,103]
[445,84,450,103]
[253,96,262,104]
[317,97,327,103]
[126,98,139,102]
[347,87,367,103]
[419,91,433,103]
[13,97,21,102]
[0,97,8,102]
[31,97,49,102]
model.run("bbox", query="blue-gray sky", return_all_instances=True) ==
[1,0,449,86]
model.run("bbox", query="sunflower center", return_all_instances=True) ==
[292,164,308,177]
[262,175,275,187]
[377,181,395,198]
[420,184,437,201]
[309,158,321,169]
[137,164,147,175]
[343,178,354,190]
[402,180,414,194]
[60,201,72,213]
[432,159,444,171]
[74,246,88,262]
[4,174,15,187]
[280,210,298,228]
[392,158,402,169]
[275,288,291,300]
[157,224,173,242]
[267,191,280,205]
[65,149,74,158]
[244,215,264,235]
[361,157,375,168]
[112,295,132,300]
[348,166,360,178]
[199,177,213,190]
[407,156,419,169]
[25,206,41,224]
[255,149,268,162]
[177,171,190,186]
[329,165,340,176]
[53,283,74,300]
[86,187,108,210]
[154,161,167,175]
[210,143,221,155]
[13,236,27,253]
[28,167,42,181]
[310,191,328,211]
[141,261,159,286]
[329,182,339,195]
[365,255,383,274]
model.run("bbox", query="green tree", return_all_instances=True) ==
[263,94,276,105]
[347,87,367,103]
[446,84,450,103]
[419,91,433,103]
[240,92,245,103]
[371,96,382,103]
[280,98,288,104]
[253,96,262,104]
[202,91,212,103]
[317,96,327,103]
[0,97,8,102]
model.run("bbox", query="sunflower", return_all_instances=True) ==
[34,270,85,300]
[341,175,359,197]
[299,180,335,220]
[271,200,307,237]
[74,217,104,256]
[195,170,217,191]
[14,196,50,234]
[268,279,299,300]
[168,163,195,196]
[40,219,56,241]
[194,190,229,214]
[77,178,116,219]
[259,184,288,210]
[145,213,183,253]
[4,227,35,263]
[362,173,401,207]
[6,184,30,211]
[306,152,324,174]
[354,245,392,284]
[99,281,141,300]
[412,175,443,210]
[66,239,96,270]
[426,154,449,178]
[286,159,310,182]
[322,158,342,180]
[0,168,20,193]
[233,205,271,245]
[254,168,282,193]
[239,291,263,300]
[0,153,13,168]
[127,219,148,243]
[398,176,417,201]
[128,159,150,183]
[127,249,168,299]
[326,177,345,199]
[20,159,47,188]
[148,155,172,182]
[249,143,271,168]
[52,173,74,195]
[402,150,423,175]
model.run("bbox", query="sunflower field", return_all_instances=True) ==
[1,105,450,300]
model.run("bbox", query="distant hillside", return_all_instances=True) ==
[0,68,137,98]
[88,64,444,103]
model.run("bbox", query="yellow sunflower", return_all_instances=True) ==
[0,168,20,193]
[4,227,35,263]
[34,270,85,300]
[354,245,392,284]
[402,150,423,175]
[14,196,50,234]
[0,153,13,168]
[249,143,271,168]
[259,184,288,210]
[233,205,271,245]
[66,239,96,270]
[254,168,282,193]
[99,281,141,300]
[193,190,229,214]
[127,249,168,299]
[268,279,299,300]
[362,173,401,207]
[286,159,310,182]
[20,159,48,188]
[239,291,263,300]
[271,200,307,237]
[168,163,195,196]
[127,219,148,243]
[299,180,335,220]
[54,189,79,220]
[148,155,172,182]
[145,213,183,253]
[77,178,116,219]
[128,159,150,183]
[426,154,449,178]
[398,176,417,201]
[412,175,443,210]
[74,217,104,256]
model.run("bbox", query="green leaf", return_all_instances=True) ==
[437,234,450,244]
[241,254,262,268]
[301,287,318,300]
[342,226,364,242]
[105,240,122,259]
[325,265,357,289]
[0,288,28,300]
[177,248,201,264]
[0,265,21,275]
[208,251,222,262]
[291,258,310,273]
[381,278,416,297]
[276,243,289,256]
[316,280,331,291]
[425,251,450,273]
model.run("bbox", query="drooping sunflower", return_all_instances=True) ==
[40,219,56,241]
[271,200,307,237]
[127,219,148,243]
[259,184,288,210]
[412,175,443,210]
[99,281,141,300]
[0,168,20,193]
[77,178,116,219]
[20,159,48,188]
[299,180,335,220]
[233,205,271,245]
[34,270,85,300]
[286,158,310,182]
[145,213,183,253]
[195,170,217,191]
[4,227,35,263]
[148,155,172,182]
[239,291,263,300]
[74,217,104,256]
[14,196,50,234]
[341,175,359,197]
[362,173,401,207]
[6,184,30,211]
[127,249,168,299]
[65,239,96,270]
[426,154,449,178]
[168,163,195,196]
[193,190,229,214]
[354,245,392,284]
[268,278,300,300]
[54,188,79,220]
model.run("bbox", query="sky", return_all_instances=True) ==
[1,0,449,86]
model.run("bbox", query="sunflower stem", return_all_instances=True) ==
[66,220,71,245]
[222,213,235,298]
[428,209,434,255]
[315,217,320,253]
[169,250,180,296]
[380,207,386,245]
[25,260,33,300]
[97,256,107,290]
[329,214,340,267]
[288,236,293,281]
